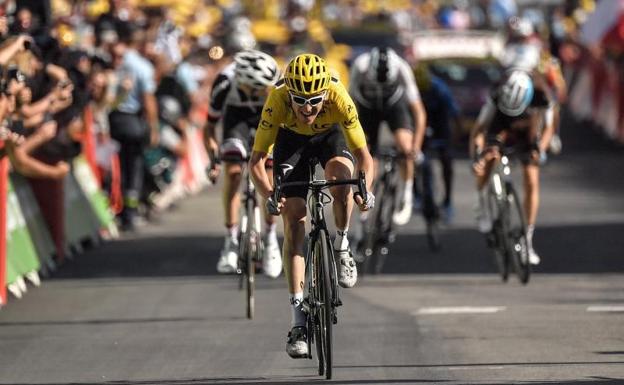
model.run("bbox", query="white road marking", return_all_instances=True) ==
[587,305,624,313]
[414,306,507,315]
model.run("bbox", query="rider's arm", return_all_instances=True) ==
[470,98,496,159]
[538,104,555,153]
[347,55,367,104]
[203,74,230,156]
[249,150,274,200]
[351,146,375,192]
[398,59,427,154]
[411,99,427,154]
[333,81,375,190]
[250,87,283,198]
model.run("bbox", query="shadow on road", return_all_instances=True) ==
[25,375,624,384]
[51,220,624,280]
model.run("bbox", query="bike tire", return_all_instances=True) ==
[426,219,441,252]
[372,177,397,274]
[238,223,247,292]
[486,186,509,282]
[362,181,384,275]
[505,184,530,284]
[246,229,256,319]
[314,231,333,379]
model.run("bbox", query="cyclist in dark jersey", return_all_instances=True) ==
[413,63,462,223]
[204,50,282,278]
[470,70,555,266]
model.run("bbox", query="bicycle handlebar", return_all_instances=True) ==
[271,171,367,208]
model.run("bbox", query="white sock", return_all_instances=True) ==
[334,229,349,251]
[527,224,535,248]
[227,225,239,240]
[290,292,306,327]
[265,222,277,242]
[404,179,413,202]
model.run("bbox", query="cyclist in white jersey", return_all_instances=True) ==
[204,50,282,278]
[349,46,426,226]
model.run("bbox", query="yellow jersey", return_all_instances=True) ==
[253,77,368,154]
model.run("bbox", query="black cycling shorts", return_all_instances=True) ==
[356,97,414,152]
[487,112,538,166]
[222,105,261,150]
[273,126,355,199]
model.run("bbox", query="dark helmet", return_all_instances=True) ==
[158,95,182,126]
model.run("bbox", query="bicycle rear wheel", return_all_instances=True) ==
[246,229,257,319]
[361,181,383,275]
[505,184,530,284]
[313,231,333,379]
[426,218,441,252]
[486,186,509,282]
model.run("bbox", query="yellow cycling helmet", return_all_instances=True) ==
[284,54,330,96]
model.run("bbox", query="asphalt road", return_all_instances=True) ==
[0,111,623,385]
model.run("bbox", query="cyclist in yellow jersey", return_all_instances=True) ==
[249,54,375,358]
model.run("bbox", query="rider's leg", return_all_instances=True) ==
[281,197,309,357]
[216,162,243,273]
[223,162,243,236]
[475,158,495,233]
[392,128,415,225]
[440,146,455,222]
[261,166,282,278]
[420,155,436,221]
[440,147,453,207]
[523,162,541,264]
[325,156,358,288]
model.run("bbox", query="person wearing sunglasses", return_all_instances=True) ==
[249,53,375,358]
[204,49,283,279]
[349,46,427,226]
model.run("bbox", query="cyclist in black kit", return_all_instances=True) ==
[204,50,282,278]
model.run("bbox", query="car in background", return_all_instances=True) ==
[412,30,505,143]
[428,59,503,140]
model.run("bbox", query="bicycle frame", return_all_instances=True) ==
[486,151,530,284]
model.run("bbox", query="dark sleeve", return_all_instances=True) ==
[435,79,460,117]
[530,88,550,108]
[208,74,231,123]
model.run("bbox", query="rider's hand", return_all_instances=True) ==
[355,191,375,212]
[266,195,285,216]
[206,137,220,183]
[472,158,486,177]
[206,163,220,184]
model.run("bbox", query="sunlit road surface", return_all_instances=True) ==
[0,111,623,385]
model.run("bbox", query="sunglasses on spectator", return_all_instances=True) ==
[289,91,325,107]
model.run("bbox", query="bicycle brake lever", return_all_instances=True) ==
[356,170,367,202]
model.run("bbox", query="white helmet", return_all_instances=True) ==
[368,47,400,83]
[508,16,534,38]
[225,31,257,54]
[234,50,280,89]
[497,70,534,117]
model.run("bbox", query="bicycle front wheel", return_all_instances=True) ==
[486,186,509,282]
[313,231,333,379]
[505,184,530,284]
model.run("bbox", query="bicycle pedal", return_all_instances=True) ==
[334,298,343,307]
